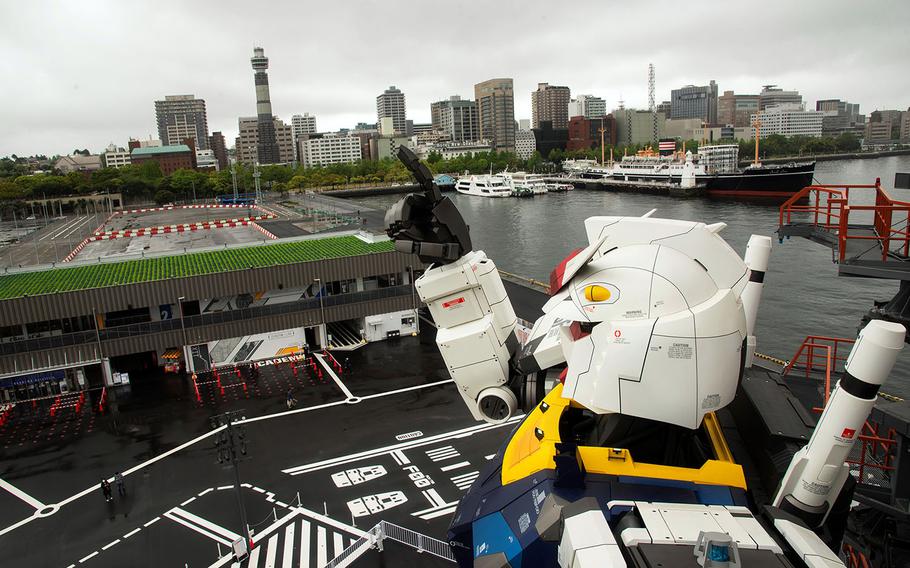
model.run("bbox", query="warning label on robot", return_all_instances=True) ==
[668,342,693,359]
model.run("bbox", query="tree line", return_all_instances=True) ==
[0,133,863,209]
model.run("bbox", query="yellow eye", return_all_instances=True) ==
[584,285,611,302]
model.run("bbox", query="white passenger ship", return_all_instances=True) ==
[454,175,512,198]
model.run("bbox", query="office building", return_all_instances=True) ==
[567,115,616,152]
[418,141,493,160]
[154,95,209,150]
[235,116,295,165]
[101,144,131,169]
[532,120,568,159]
[250,47,281,164]
[752,104,823,138]
[717,91,759,127]
[130,144,196,175]
[515,129,536,160]
[209,132,229,170]
[902,109,910,141]
[518,119,530,131]
[759,86,802,111]
[656,101,672,116]
[531,83,571,129]
[430,96,479,143]
[816,100,864,137]
[670,81,718,124]
[297,134,362,167]
[475,78,516,151]
[614,108,667,145]
[568,95,607,119]
[376,86,407,135]
[370,135,417,161]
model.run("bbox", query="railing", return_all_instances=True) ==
[781,335,855,410]
[324,521,455,568]
[779,178,910,263]
[780,335,897,487]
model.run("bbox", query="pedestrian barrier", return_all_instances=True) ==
[324,520,455,568]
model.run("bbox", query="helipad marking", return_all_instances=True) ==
[440,461,470,472]
[282,416,522,476]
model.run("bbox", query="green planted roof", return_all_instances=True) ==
[0,236,395,300]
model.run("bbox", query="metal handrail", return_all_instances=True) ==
[782,335,855,409]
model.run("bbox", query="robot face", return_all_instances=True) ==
[548,244,719,325]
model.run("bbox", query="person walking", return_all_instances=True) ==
[114,472,125,497]
[101,479,112,502]
[344,357,352,373]
[286,388,297,409]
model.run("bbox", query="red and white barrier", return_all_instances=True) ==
[251,222,279,240]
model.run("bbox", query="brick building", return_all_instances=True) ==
[567,115,617,152]
[129,144,197,175]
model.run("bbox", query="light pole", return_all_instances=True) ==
[211,410,252,556]
[314,278,326,346]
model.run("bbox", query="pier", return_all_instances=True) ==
[545,176,705,196]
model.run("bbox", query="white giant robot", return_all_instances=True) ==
[386,147,904,568]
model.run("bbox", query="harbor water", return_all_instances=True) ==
[354,155,910,398]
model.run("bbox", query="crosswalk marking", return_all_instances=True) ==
[425,445,461,462]
[264,534,278,568]
[248,545,261,568]
[281,523,294,568]
[300,520,310,568]
[317,526,327,568]
[334,532,344,556]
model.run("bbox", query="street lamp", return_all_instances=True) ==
[211,410,252,557]
[177,296,188,348]
[314,278,326,346]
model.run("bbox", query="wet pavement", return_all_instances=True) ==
[0,335,500,567]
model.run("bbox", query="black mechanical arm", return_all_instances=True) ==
[385,146,472,265]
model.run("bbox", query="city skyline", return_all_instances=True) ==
[1,0,908,156]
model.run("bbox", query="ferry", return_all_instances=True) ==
[454,175,511,198]
[501,171,549,195]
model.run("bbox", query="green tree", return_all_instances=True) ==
[154,189,176,205]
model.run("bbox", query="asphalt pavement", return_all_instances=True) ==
[0,336,504,567]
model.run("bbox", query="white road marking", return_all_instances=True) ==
[79,551,99,563]
[180,496,196,506]
[264,533,278,568]
[425,446,456,457]
[253,486,266,493]
[198,487,214,496]
[440,461,470,472]
[123,527,141,539]
[428,450,460,462]
[168,507,241,544]
[452,471,480,490]
[1,380,461,539]
[316,526,327,568]
[390,450,410,465]
[248,543,261,568]
[216,485,232,491]
[420,505,458,519]
[275,500,288,508]
[299,520,311,568]
[295,506,366,537]
[0,477,46,509]
[143,517,160,527]
[281,523,295,568]
[165,511,233,546]
[485,454,496,460]
[283,416,522,476]
[101,539,120,550]
[334,531,344,555]
[315,353,354,399]
[421,489,447,508]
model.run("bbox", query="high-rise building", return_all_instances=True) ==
[474,78,516,151]
[292,114,318,139]
[717,91,759,127]
[209,132,229,170]
[518,119,530,131]
[614,108,667,145]
[154,95,209,150]
[101,143,131,169]
[430,96,480,143]
[567,115,617,151]
[568,95,607,120]
[656,100,672,116]
[531,83,571,129]
[758,86,802,111]
[670,81,718,124]
[752,104,823,138]
[250,47,281,164]
[235,116,295,165]
[901,109,910,141]
[376,86,407,135]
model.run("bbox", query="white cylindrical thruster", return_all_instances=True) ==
[790,320,904,509]
[741,235,772,337]
[476,386,518,424]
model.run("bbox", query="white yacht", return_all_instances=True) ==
[454,175,512,198]
[500,171,548,195]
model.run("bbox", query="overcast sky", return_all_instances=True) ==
[1,0,908,157]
